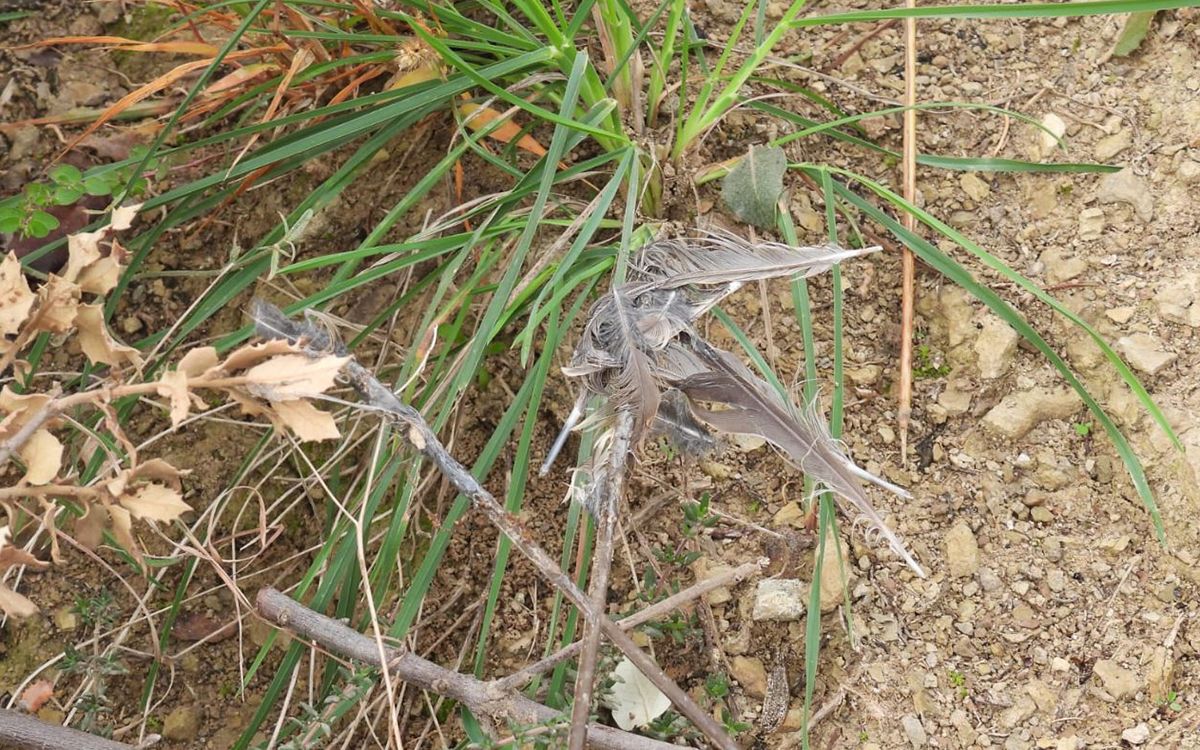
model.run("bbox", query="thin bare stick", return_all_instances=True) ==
[569,410,634,750]
[897,0,918,467]
[256,588,681,750]
[498,557,767,690]
[0,708,133,750]
[251,301,737,750]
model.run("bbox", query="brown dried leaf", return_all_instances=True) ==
[75,255,121,296]
[0,386,53,439]
[219,339,297,374]
[19,429,62,485]
[157,369,190,428]
[107,504,143,566]
[119,482,191,523]
[0,251,36,337]
[271,399,340,441]
[131,457,187,489]
[178,346,219,377]
[76,303,143,368]
[18,679,54,712]
[0,527,50,571]
[32,275,81,333]
[63,230,105,283]
[242,353,348,401]
[74,503,107,550]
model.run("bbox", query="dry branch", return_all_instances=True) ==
[256,588,684,750]
[569,409,635,750]
[0,708,134,750]
[897,0,919,464]
[251,300,737,750]
[497,557,767,690]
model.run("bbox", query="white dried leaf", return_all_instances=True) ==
[32,275,80,333]
[601,657,671,731]
[242,354,348,401]
[0,251,35,337]
[220,339,297,374]
[119,483,192,523]
[271,399,340,441]
[76,303,143,368]
[178,346,219,377]
[110,202,143,232]
[156,369,191,428]
[19,429,62,485]
[75,255,121,296]
[63,230,105,283]
[0,585,39,618]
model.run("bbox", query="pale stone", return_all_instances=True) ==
[752,579,807,621]
[730,656,768,699]
[1094,129,1132,160]
[975,317,1019,379]
[960,173,991,202]
[982,387,1082,439]
[1117,333,1176,375]
[945,522,980,578]
[1093,659,1141,700]
[1096,168,1154,221]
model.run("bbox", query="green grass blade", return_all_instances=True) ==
[818,170,1166,540]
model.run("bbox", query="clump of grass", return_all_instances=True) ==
[2,0,1187,748]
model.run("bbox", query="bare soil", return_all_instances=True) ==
[2,3,1198,750]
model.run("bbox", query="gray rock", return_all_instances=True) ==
[974,317,1019,379]
[1155,272,1200,327]
[1093,659,1142,700]
[752,579,806,621]
[1117,333,1176,375]
[945,522,980,578]
[729,655,768,699]
[1039,247,1089,285]
[901,713,927,747]
[1121,723,1150,745]
[1094,129,1131,160]
[1078,207,1105,240]
[982,387,1082,439]
[1095,168,1154,221]
[960,173,991,202]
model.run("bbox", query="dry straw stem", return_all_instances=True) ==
[0,707,134,750]
[251,300,738,750]
[897,1,919,464]
[256,588,682,750]
[568,409,634,750]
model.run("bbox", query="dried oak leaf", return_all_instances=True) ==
[271,399,340,441]
[62,230,105,284]
[18,429,62,485]
[0,526,49,619]
[0,386,53,440]
[156,369,191,428]
[107,504,143,565]
[76,303,143,368]
[119,482,191,523]
[218,339,295,374]
[178,346,219,377]
[241,353,348,401]
[0,252,36,338]
[32,275,81,333]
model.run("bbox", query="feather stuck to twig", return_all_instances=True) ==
[549,230,924,575]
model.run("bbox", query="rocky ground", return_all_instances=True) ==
[2,3,1199,750]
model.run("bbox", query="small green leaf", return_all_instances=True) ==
[27,210,60,238]
[721,144,786,229]
[53,186,84,205]
[84,175,113,196]
[26,183,52,206]
[0,209,21,234]
[1112,11,1156,57]
[49,164,83,185]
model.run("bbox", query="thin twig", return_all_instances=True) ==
[256,588,682,750]
[897,0,918,467]
[0,708,134,750]
[251,301,738,750]
[569,410,634,750]
[498,557,767,691]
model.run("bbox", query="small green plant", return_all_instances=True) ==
[1159,690,1183,712]
[914,343,951,379]
[948,669,968,699]
[1074,421,1093,437]
[682,493,718,538]
[705,672,731,700]
[0,159,150,238]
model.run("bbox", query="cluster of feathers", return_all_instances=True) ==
[542,231,925,577]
